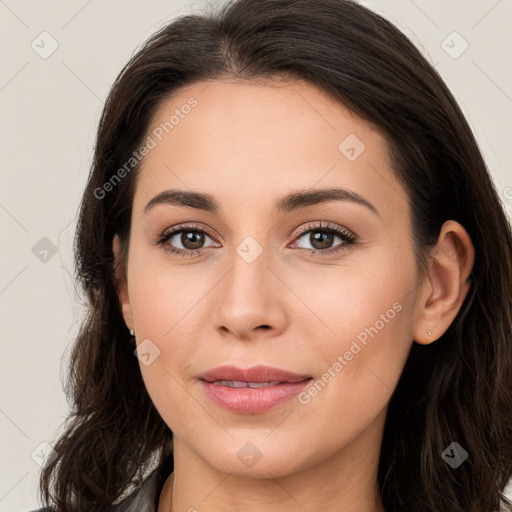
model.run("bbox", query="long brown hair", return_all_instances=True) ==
[39,0,512,510]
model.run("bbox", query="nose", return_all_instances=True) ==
[212,245,288,340]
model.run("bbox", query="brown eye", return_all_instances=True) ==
[179,230,206,250]
[157,221,356,258]
[308,231,336,250]
[157,223,219,257]
[292,221,357,255]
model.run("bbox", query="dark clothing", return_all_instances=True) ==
[28,451,174,512]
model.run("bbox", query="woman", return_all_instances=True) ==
[32,0,512,510]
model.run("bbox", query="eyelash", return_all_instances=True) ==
[155,221,357,258]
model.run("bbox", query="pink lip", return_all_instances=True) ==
[197,365,312,414]
[197,364,311,383]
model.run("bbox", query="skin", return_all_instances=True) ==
[112,77,475,512]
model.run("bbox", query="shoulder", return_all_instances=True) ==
[109,467,161,512]
[26,454,172,512]
[24,474,157,512]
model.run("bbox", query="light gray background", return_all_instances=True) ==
[1,0,511,510]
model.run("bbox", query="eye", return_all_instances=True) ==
[290,221,356,255]
[155,221,356,258]
[156,222,220,257]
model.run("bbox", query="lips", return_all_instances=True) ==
[210,380,282,388]
[197,364,311,384]
[197,365,313,413]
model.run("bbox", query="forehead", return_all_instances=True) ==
[133,78,404,218]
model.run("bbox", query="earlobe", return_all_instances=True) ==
[413,220,475,345]
[112,234,134,331]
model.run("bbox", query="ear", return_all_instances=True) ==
[413,220,475,345]
[112,234,134,332]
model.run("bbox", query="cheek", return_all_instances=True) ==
[290,253,417,414]
[128,254,210,338]
[127,256,216,425]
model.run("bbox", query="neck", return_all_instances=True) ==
[157,472,174,512]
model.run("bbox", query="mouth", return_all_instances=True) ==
[197,365,313,414]
[206,380,288,388]
[197,364,312,384]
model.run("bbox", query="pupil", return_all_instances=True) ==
[182,231,204,249]
[312,231,333,249]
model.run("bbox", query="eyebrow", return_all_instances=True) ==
[143,187,379,216]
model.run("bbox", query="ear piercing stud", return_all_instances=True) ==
[427,329,432,336]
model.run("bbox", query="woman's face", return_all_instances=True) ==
[115,77,426,481]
